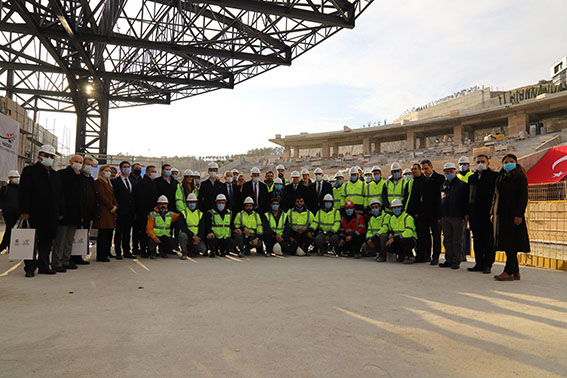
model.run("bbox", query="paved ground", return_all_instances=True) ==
[0,231,566,377]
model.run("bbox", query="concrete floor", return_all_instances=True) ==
[0,235,566,377]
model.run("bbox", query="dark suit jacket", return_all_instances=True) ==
[242,180,270,214]
[218,181,239,211]
[134,175,158,217]
[154,176,178,209]
[282,183,304,212]
[58,165,87,227]
[112,176,136,217]
[197,178,226,214]
[309,181,333,212]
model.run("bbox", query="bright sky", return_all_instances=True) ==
[43,0,567,157]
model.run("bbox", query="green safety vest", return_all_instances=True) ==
[314,208,341,233]
[333,185,345,209]
[457,171,473,183]
[175,185,188,212]
[366,213,391,238]
[234,211,263,235]
[342,180,365,206]
[364,179,386,207]
[385,180,406,209]
[287,209,315,231]
[265,182,274,193]
[209,209,232,239]
[388,211,417,239]
[181,208,203,235]
[264,211,286,236]
[150,211,173,237]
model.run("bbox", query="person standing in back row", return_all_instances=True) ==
[112,161,136,259]
[0,170,21,253]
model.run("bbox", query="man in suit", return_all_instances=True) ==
[242,167,270,214]
[112,161,136,259]
[309,167,333,213]
[198,162,226,214]
[154,164,178,212]
[220,170,239,212]
[134,165,158,257]
[282,170,303,212]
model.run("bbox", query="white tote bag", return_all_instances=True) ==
[71,229,90,256]
[9,219,37,261]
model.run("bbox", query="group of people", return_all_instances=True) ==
[1,144,530,282]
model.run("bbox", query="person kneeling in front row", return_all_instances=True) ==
[178,193,207,259]
[385,199,416,264]
[204,194,235,257]
[362,199,391,261]
[147,195,179,259]
[234,196,264,257]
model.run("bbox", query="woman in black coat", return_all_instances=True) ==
[491,153,530,281]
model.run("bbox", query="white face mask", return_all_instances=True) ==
[103,171,111,179]
[72,162,83,172]
[83,165,93,175]
[315,174,323,182]
[150,172,159,180]
[252,177,260,184]
[11,177,20,185]
[226,176,233,183]
[476,163,487,171]
[40,156,54,167]
[209,171,217,179]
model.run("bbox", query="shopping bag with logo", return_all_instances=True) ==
[9,218,37,260]
[71,229,90,256]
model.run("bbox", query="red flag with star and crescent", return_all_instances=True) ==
[526,146,567,185]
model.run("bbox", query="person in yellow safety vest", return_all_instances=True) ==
[146,195,180,259]
[175,169,194,212]
[178,193,206,259]
[457,156,474,183]
[382,162,408,213]
[333,172,345,209]
[262,197,288,256]
[276,164,291,186]
[363,168,373,185]
[204,194,235,257]
[313,194,341,255]
[364,165,387,211]
[264,170,275,193]
[283,195,316,256]
[385,198,417,264]
[234,196,264,257]
[342,166,366,215]
[329,175,336,188]
[361,199,391,261]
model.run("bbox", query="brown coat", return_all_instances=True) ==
[93,178,118,229]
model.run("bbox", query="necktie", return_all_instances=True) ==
[228,184,233,204]
[317,182,321,197]
[254,183,259,207]
[125,178,131,192]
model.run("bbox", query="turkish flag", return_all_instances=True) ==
[526,146,567,185]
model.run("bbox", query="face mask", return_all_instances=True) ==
[374,174,381,182]
[324,202,333,209]
[171,174,178,180]
[209,171,217,179]
[392,208,402,216]
[71,162,83,172]
[315,174,323,182]
[371,208,381,216]
[345,208,354,216]
[503,162,516,172]
[159,207,167,214]
[188,203,197,211]
[460,165,469,172]
[103,171,111,179]
[150,172,159,180]
[252,177,260,184]
[11,178,20,185]
[365,176,372,183]
[83,165,93,175]
[164,170,172,177]
[296,206,304,211]
[330,182,336,188]
[336,179,343,187]
[445,173,456,181]
[133,169,141,176]
[476,163,487,171]
[350,175,358,183]
[40,156,54,167]
[217,203,225,211]
[233,175,239,181]
[195,179,200,186]
[392,172,401,180]
[226,176,233,183]
[122,167,131,175]
[271,204,280,211]
[404,175,412,181]
[275,184,283,191]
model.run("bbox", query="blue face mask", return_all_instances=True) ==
[188,203,197,211]
[392,208,402,216]
[296,206,304,211]
[164,170,172,177]
[275,185,283,191]
[217,204,225,211]
[324,202,333,209]
[330,182,335,188]
[371,208,381,216]
[336,179,343,186]
[350,175,358,183]
[503,162,516,172]
[272,204,280,211]
[392,172,401,180]
[365,176,372,183]
[374,174,381,182]
[445,173,456,181]
[195,179,200,186]
[172,174,178,180]
[345,208,354,216]
[122,167,131,175]
[460,165,469,172]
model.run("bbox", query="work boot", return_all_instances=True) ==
[494,272,514,281]
[514,273,521,280]
[467,265,483,272]
[66,263,78,270]
[25,271,35,278]
[55,266,67,273]
[439,261,451,268]
[402,256,415,264]
[376,255,386,262]
[451,264,460,269]
[482,266,492,274]
[430,258,439,266]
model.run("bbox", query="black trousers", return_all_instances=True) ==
[389,237,416,260]
[114,214,133,256]
[23,227,54,274]
[262,231,288,254]
[416,217,441,261]
[471,218,495,269]
[148,235,177,256]
[504,250,519,275]
[285,230,313,255]
[96,228,113,260]
[338,234,364,256]
[134,213,148,255]
[0,212,19,250]
[206,237,236,256]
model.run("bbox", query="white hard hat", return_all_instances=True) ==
[391,199,403,208]
[276,164,285,170]
[335,171,344,178]
[231,168,239,174]
[7,170,20,178]
[171,167,179,173]
[274,178,283,184]
[364,168,372,175]
[296,247,306,256]
[193,171,201,178]
[403,168,411,175]
[215,194,227,202]
[243,196,255,205]
[330,176,336,182]
[291,171,300,178]
[208,162,219,169]
[301,168,309,175]
[38,144,56,155]
[323,174,329,181]
[186,193,198,202]
[314,167,323,174]
[443,162,457,171]
[390,162,402,171]
[251,167,261,174]
[349,167,358,174]
[371,165,382,172]
[370,198,381,206]
[272,242,283,255]
[458,156,471,164]
[355,165,362,171]
[157,195,169,204]
[183,169,193,177]
[323,194,333,202]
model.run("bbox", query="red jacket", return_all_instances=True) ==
[339,213,365,237]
